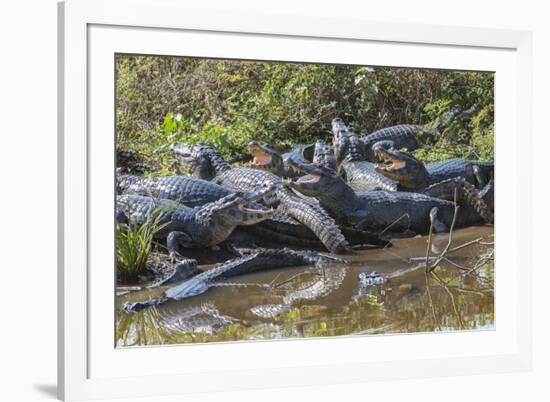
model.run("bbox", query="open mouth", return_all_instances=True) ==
[373,146,389,162]
[295,174,321,184]
[238,204,270,214]
[380,158,407,170]
[373,147,407,171]
[249,145,273,167]
[252,154,272,166]
[374,151,406,171]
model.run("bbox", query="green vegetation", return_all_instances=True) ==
[116,207,171,282]
[116,55,494,174]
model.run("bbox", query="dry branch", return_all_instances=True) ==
[426,189,459,272]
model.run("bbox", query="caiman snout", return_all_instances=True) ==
[373,143,409,173]
[170,142,192,157]
[237,204,275,225]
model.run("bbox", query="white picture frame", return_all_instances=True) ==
[58,0,533,400]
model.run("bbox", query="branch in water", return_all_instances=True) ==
[427,189,459,272]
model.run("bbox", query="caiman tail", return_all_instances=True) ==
[276,187,352,254]
[422,177,493,223]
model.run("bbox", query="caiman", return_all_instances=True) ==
[171,142,352,254]
[116,189,274,260]
[283,157,492,235]
[248,139,337,177]
[116,174,231,206]
[359,104,478,161]
[331,118,398,192]
[117,174,385,250]
[248,141,315,178]
[123,248,347,312]
[372,142,494,190]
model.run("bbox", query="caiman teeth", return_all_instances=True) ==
[238,204,271,213]
[374,150,389,163]
[282,178,295,186]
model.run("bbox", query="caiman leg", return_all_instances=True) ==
[166,231,193,261]
[153,230,199,288]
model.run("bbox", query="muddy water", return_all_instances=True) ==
[116,226,494,347]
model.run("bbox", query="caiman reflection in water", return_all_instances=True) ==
[116,226,494,346]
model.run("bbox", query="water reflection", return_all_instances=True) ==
[116,226,494,347]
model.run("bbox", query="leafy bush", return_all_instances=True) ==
[115,55,494,173]
[163,112,234,156]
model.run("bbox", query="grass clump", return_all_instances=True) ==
[116,207,171,282]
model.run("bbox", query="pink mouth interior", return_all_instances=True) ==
[378,156,406,170]
[238,204,268,213]
[252,154,272,166]
[296,174,321,184]
[387,160,406,170]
